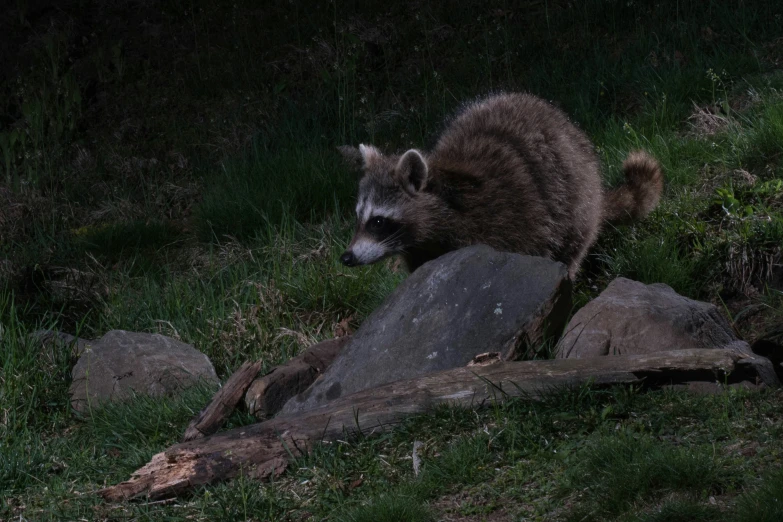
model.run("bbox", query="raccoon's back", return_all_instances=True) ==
[427,93,604,265]
[432,93,598,178]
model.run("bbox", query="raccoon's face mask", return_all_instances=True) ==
[338,145,428,266]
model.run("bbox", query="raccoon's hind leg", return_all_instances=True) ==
[565,230,599,280]
[566,256,584,280]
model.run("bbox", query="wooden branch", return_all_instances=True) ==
[244,336,349,419]
[182,360,263,442]
[100,348,776,501]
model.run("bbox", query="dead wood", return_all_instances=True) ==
[100,348,776,501]
[244,336,349,418]
[182,360,263,442]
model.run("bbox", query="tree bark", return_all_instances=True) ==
[182,360,264,442]
[100,348,776,501]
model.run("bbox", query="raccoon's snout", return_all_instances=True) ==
[341,238,388,266]
[340,251,357,267]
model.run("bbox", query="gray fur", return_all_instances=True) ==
[339,93,664,277]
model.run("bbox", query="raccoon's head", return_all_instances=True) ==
[338,144,429,267]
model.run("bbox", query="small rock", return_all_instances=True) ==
[557,278,780,386]
[557,278,743,359]
[69,330,218,413]
[282,245,571,415]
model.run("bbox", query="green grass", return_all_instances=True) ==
[196,146,357,241]
[91,215,401,374]
[735,469,783,522]
[564,432,733,518]
[2,0,783,519]
[76,220,183,257]
[0,296,72,494]
[601,234,707,297]
[338,495,434,522]
[633,499,725,522]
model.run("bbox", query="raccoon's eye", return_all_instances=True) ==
[367,216,386,231]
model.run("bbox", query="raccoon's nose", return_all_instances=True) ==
[340,250,356,266]
[340,251,357,267]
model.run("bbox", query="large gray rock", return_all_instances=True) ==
[282,245,571,415]
[557,278,743,358]
[69,330,219,413]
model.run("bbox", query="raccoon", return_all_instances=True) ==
[338,93,663,277]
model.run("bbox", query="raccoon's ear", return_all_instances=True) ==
[337,145,363,171]
[358,144,382,166]
[395,149,428,194]
[336,144,383,171]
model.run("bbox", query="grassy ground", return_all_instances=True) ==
[2,0,783,519]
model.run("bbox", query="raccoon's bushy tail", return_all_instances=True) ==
[603,150,664,223]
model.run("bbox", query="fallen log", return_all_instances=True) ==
[244,336,349,419]
[100,347,777,501]
[182,360,263,442]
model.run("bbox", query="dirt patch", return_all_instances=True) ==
[687,102,733,137]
